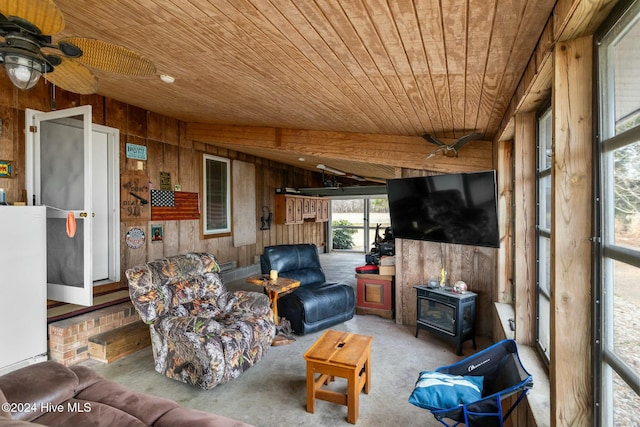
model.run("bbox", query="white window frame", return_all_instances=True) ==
[202,154,231,236]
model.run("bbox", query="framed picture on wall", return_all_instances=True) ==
[151,224,163,243]
[0,160,12,177]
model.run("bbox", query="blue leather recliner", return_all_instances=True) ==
[260,244,355,335]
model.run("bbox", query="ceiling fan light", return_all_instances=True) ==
[3,54,45,90]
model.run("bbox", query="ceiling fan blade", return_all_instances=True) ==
[0,0,65,35]
[59,37,155,76]
[421,134,446,147]
[452,132,482,150]
[43,56,98,94]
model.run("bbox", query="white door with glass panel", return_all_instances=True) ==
[26,106,120,306]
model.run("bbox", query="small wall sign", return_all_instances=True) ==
[160,172,171,190]
[0,160,12,177]
[126,143,147,160]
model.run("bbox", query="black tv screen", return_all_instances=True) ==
[386,171,500,248]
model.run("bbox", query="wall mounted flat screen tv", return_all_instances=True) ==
[386,171,500,248]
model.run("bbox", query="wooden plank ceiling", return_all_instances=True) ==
[49,0,555,180]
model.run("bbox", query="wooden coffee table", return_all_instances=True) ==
[303,330,373,424]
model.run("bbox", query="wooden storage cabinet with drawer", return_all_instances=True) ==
[355,273,394,319]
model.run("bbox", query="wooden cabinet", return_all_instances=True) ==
[316,198,329,222]
[275,194,329,224]
[302,197,311,217]
[294,197,303,223]
[302,197,317,219]
[308,198,317,217]
[286,196,298,224]
[276,194,302,224]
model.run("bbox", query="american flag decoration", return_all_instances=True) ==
[150,190,200,220]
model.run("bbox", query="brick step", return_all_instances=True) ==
[48,302,141,366]
[88,321,151,363]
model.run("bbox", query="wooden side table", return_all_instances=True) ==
[246,275,300,324]
[303,329,373,424]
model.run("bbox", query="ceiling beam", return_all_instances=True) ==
[187,123,493,178]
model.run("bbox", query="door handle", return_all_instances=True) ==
[80,212,88,218]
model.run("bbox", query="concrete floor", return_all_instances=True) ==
[83,251,489,427]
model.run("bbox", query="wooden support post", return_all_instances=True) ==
[514,112,537,346]
[551,35,593,427]
[496,139,514,305]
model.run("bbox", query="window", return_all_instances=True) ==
[202,154,231,235]
[597,1,640,425]
[536,107,552,365]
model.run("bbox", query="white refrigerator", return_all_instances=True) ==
[0,206,48,375]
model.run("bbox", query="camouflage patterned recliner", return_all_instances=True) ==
[126,252,275,390]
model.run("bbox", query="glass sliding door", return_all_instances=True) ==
[368,198,392,251]
[330,197,390,253]
[331,199,365,251]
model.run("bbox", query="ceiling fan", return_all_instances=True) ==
[0,0,155,94]
[422,132,482,159]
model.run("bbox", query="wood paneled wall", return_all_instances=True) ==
[120,120,326,276]
[0,83,325,286]
[394,169,497,337]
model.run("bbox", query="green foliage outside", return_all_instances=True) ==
[332,219,357,249]
[369,198,389,212]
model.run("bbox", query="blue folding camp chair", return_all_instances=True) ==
[410,339,533,427]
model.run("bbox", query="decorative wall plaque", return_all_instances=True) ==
[125,227,145,249]
[160,172,171,190]
[125,143,147,160]
[120,171,150,221]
